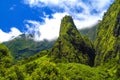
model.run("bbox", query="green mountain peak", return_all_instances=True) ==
[49,15,95,66]
[60,15,77,36]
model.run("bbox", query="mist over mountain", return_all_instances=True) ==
[3,25,98,60]
[4,34,55,60]
[79,23,99,42]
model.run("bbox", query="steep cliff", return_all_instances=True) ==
[49,15,95,66]
[95,0,120,66]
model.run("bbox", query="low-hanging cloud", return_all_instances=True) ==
[0,27,22,43]
[23,0,114,41]
[25,12,68,41]
[24,11,103,41]
[0,0,114,42]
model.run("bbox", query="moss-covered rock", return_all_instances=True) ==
[49,15,95,66]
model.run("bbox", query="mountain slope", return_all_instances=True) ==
[4,34,55,60]
[0,44,13,68]
[49,15,95,66]
[4,26,98,61]
[4,25,98,61]
[0,44,13,78]
[95,0,120,66]
[79,24,98,42]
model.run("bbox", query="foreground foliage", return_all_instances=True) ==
[0,55,119,80]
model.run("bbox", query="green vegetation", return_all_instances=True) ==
[95,0,120,66]
[0,44,13,79]
[0,44,13,68]
[3,20,98,61]
[0,55,119,80]
[0,0,120,79]
[3,25,98,61]
[4,34,55,60]
[79,24,99,42]
[49,15,95,66]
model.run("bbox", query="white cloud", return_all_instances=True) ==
[74,14,101,29]
[0,27,22,43]
[0,0,113,42]
[23,0,113,12]
[23,0,89,14]
[23,0,114,27]
[90,0,113,11]
[25,12,101,41]
[23,0,114,41]
[25,12,68,41]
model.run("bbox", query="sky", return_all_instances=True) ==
[0,0,114,42]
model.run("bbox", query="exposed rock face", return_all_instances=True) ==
[49,15,95,66]
[95,0,120,66]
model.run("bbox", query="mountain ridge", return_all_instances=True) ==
[95,0,120,66]
[4,34,55,60]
